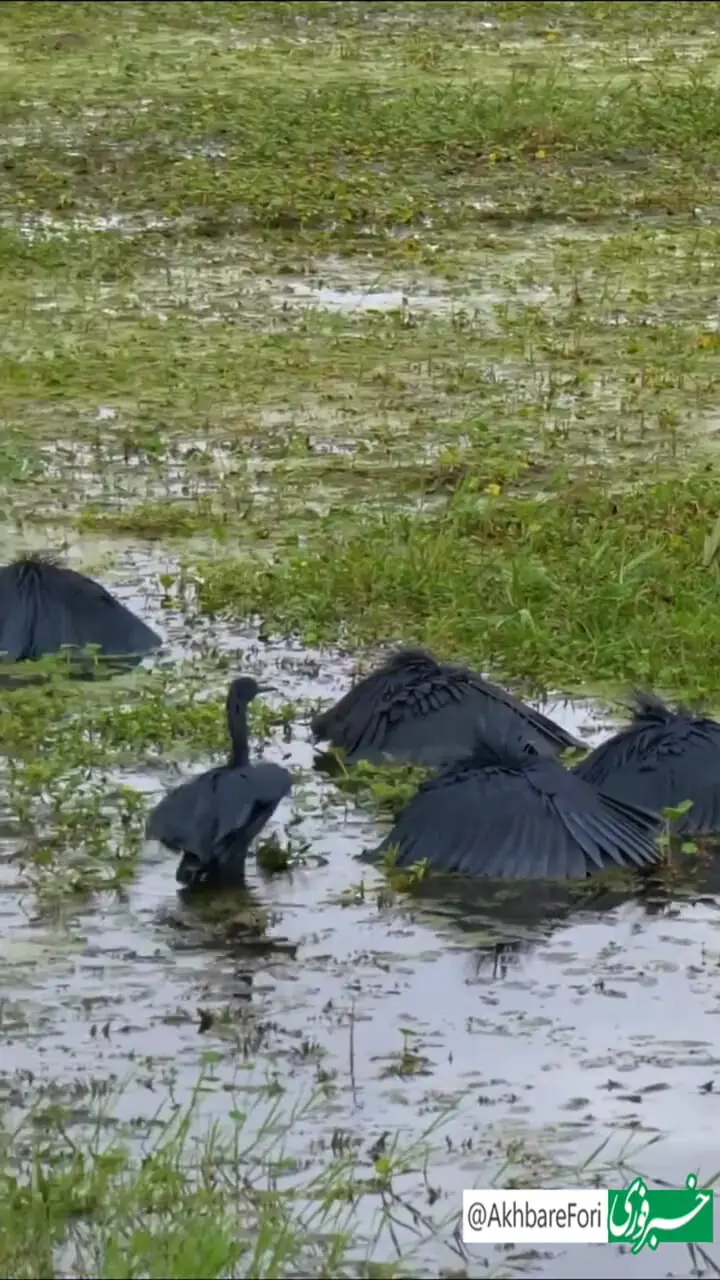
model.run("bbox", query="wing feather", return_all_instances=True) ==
[0,560,161,662]
[372,757,661,881]
[574,702,720,835]
[314,649,580,767]
[34,565,161,658]
[147,761,291,867]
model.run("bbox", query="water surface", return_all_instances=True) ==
[0,543,717,1277]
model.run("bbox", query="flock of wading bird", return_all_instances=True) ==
[1,554,720,890]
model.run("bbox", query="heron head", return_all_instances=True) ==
[385,646,438,673]
[227,676,275,707]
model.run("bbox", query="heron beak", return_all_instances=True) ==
[256,683,276,693]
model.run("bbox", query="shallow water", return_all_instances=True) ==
[0,542,718,1277]
[274,277,554,322]
[3,4,720,1272]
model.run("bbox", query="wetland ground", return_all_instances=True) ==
[2,2,720,1276]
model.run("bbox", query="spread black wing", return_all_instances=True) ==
[372,755,662,880]
[312,648,581,766]
[574,692,720,835]
[0,558,161,662]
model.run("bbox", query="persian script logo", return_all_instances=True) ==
[608,1174,714,1255]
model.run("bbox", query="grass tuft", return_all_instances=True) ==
[194,469,720,701]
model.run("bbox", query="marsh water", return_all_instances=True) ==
[2,0,720,1272]
[0,542,718,1279]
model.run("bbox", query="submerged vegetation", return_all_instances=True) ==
[1,1,720,1274]
[0,1080,455,1280]
[2,1076,677,1280]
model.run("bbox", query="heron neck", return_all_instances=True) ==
[229,729,250,767]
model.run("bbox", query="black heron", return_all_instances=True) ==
[146,676,293,888]
[0,554,161,670]
[573,691,720,837]
[369,733,663,881]
[312,646,583,768]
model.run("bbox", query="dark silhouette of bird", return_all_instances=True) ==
[146,676,292,889]
[573,691,720,836]
[368,733,663,881]
[0,554,161,670]
[311,646,582,768]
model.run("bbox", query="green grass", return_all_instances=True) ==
[0,1078,458,1279]
[1,1071,688,1280]
[0,0,718,704]
[195,470,720,702]
[3,5,720,1273]
[3,1,720,236]
[0,0,718,913]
